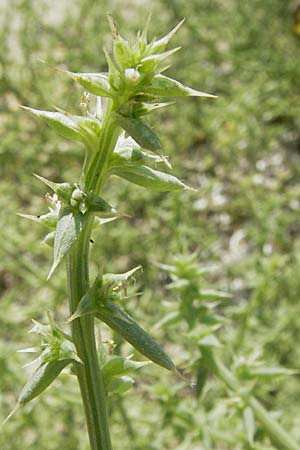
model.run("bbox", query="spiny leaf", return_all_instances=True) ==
[114,165,193,192]
[93,216,118,228]
[18,212,58,230]
[103,266,142,285]
[138,47,181,73]
[115,114,161,152]
[146,74,217,98]
[48,208,87,279]
[149,19,185,54]
[249,367,300,378]
[133,101,175,117]
[140,13,152,46]
[21,106,83,141]
[34,174,75,203]
[54,66,112,97]
[18,359,73,404]
[95,300,176,371]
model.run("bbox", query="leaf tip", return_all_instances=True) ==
[185,185,198,192]
[47,263,57,280]
[2,404,19,426]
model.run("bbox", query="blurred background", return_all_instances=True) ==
[1,0,300,449]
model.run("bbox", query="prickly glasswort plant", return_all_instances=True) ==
[11,17,216,450]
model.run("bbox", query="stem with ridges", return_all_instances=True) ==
[67,99,120,450]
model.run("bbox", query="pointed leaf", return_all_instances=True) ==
[115,165,190,191]
[56,68,112,97]
[149,19,185,54]
[133,101,175,117]
[70,115,101,149]
[93,216,118,228]
[250,367,299,378]
[243,407,256,446]
[48,208,86,279]
[103,266,142,285]
[18,359,72,404]
[140,13,152,46]
[34,174,75,203]
[21,106,84,141]
[18,212,58,230]
[115,114,161,152]
[96,300,176,371]
[139,47,181,73]
[146,74,217,98]
[111,147,146,167]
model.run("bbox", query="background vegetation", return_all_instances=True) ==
[1,0,300,448]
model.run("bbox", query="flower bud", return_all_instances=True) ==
[124,68,141,86]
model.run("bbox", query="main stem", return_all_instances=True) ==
[67,102,120,450]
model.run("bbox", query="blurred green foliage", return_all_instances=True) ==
[1,0,300,448]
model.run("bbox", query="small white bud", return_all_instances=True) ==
[124,68,141,85]
[71,188,85,202]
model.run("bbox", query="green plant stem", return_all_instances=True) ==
[203,348,300,450]
[67,100,120,450]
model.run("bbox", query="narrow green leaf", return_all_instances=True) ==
[18,359,72,404]
[34,174,75,203]
[55,67,112,97]
[133,101,175,117]
[139,47,181,73]
[51,107,101,149]
[48,208,86,279]
[115,114,161,152]
[18,212,58,230]
[146,74,217,98]
[93,217,118,228]
[250,367,299,378]
[243,406,256,446]
[21,106,84,141]
[149,19,185,54]
[95,301,176,371]
[115,165,191,191]
[111,147,146,167]
[140,13,152,46]
[70,291,176,371]
[103,266,142,285]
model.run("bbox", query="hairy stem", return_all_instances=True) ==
[67,101,120,450]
